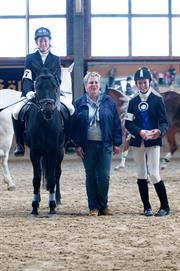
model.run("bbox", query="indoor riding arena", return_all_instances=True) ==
[0,152,180,271]
[0,1,180,271]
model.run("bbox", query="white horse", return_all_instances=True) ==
[0,89,21,190]
[0,63,74,190]
[61,63,74,102]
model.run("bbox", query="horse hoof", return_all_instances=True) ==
[7,184,16,191]
[56,198,61,205]
[114,164,125,170]
[49,209,56,216]
[160,164,167,170]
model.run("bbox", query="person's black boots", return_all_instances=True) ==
[65,115,76,154]
[137,179,153,216]
[12,116,25,156]
[154,180,170,216]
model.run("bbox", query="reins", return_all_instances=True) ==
[0,97,27,112]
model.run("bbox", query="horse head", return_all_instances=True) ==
[35,68,58,120]
[106,88,129,123]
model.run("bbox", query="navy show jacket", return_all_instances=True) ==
[22,50,61,96]
[125,90,168,147]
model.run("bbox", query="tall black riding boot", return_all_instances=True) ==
[12,116,25,156]
[137,179,153,216]
[65,115,76,154]
[154,180,170,216]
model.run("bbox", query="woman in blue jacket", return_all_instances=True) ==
[73,71,122,216]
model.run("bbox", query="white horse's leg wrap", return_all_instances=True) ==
[49,193,56,202]
[164,152,172,161]
[161,152,172,169]
[60,95,75,116]
[32,194,40,202]
[114,150,129,170]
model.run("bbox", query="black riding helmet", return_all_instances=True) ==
[34,27,52,41]
[134,67,152,82]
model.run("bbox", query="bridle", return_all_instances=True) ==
[32,71,59,121]
[32,94,57,121]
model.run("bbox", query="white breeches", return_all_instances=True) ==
[60,95,75,116]
[132,146,161,184]
[12,95,75,120]
[12,97,28,120]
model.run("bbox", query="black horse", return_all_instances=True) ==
[25,68,68,215]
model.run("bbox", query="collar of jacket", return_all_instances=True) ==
[80,93,109,106]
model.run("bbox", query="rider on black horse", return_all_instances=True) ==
[12,27,75,156]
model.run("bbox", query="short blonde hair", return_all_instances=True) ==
[83,71,101,86]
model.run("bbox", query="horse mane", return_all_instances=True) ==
[106,88,129,112]
[106,88,129,101]
[106,88,129,134]
[35,68,58,90]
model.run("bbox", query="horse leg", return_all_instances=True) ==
[55,149,64,205]
[114,138,130,170]
[49,192,56,215]
[55,169,61,205]
[47,158,58,215]
[31,155,41,215]
[114,150,129,170]
[1,151,16,190]
[55,164,62,205]
[161,128,178,169]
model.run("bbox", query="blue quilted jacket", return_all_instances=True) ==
[73,93,122,152]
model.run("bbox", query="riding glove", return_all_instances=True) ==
[26,91,35,100]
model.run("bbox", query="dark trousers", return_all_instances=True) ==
[83,141,112,211]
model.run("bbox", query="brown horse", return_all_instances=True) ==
[106,88,180,169]
[160,91,180,168]
[106,88,130,169]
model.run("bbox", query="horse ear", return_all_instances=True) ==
[68,63,74,73]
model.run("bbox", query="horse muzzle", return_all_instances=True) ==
[39,99,56,120]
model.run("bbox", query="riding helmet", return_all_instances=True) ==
[34,27,52,41]
[134,67,152,82]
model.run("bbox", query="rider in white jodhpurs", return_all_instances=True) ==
[12,27,74,156]
[125,67,170,217]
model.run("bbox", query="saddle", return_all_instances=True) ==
[60,102,70,131]
[18,102,32,122]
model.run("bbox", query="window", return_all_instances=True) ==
[172,18,180,56]
[91,0,128,14]
[132,18,169,56]
[172,0,180,14]
[131,0,168,14]
[0,19,26,57]
[90,0,180,57]
[29,18,66,56]
[0,0,26,15]
[91,18,128,56]
[29,0,66,15]
[0,0,66,57]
